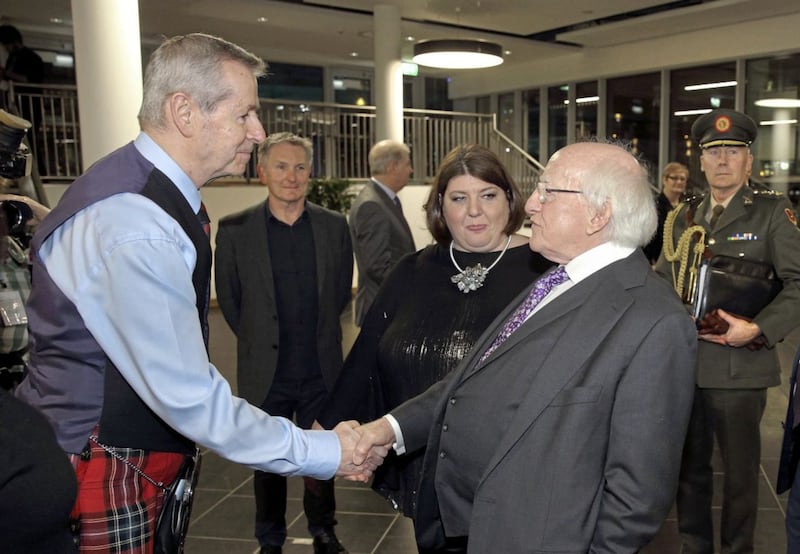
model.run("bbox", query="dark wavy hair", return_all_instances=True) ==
[425,144,526,245]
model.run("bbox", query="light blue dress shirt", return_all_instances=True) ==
[38,133,340,477]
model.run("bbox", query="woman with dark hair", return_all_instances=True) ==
[317,144,551,529]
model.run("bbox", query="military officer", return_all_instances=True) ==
[656,108,800,554]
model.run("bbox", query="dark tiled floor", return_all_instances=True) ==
[189,305,799,553]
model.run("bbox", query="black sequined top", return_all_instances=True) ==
[318,242,551,516]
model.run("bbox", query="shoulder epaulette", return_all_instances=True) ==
[751,188,783,197]
[681,194,705,208]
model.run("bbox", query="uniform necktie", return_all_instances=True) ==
[393,195,403,210]
[709,204,724,230]
[480,266,569,362]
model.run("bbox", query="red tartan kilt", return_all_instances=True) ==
[69,438,184,553]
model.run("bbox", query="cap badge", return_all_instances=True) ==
[715,115,732,133]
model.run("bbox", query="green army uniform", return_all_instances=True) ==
[658,184,800,388]
[655,107,800,554]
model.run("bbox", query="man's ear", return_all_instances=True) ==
[587,201,611,236]
[169,92,195,138]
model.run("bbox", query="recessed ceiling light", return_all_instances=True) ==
[684,81,737,91]
[257,16,268,23]
[674,109,713,116]
[760,119,798,125]
[406,36,415,42]
[50,17,63,24]
[350,52,359,57]
[755,98,800,108]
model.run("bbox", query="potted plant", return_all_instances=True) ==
[306,177,356,214]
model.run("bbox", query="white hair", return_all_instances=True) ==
[578,141,657,248]
[138,33,266,130]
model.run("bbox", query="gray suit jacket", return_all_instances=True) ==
[349,179,415,326]
[393,251,697,553]
[214,200,353,406]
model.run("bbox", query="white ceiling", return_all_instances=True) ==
[3,0,800,76]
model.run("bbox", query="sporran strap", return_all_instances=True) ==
[89,434,167,491]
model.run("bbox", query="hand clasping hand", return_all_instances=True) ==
[333,420,390,482]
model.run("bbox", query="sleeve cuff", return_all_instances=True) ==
[384,414,405,455]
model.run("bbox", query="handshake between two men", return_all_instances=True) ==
[328,419,396,482]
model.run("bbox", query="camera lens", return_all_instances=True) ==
[0,201,32,236]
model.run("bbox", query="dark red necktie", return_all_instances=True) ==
[197,201,211,347]
[198,202,211,237]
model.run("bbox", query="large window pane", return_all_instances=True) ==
[575,81,598,141]
[747,53,800,199]
[669,63,736,195]
[425,77,452,111]
[259,62,323,101]
[333,75,371,106]
[498,92,514,137]
[548,85,568,157]
[606,73,660,176]
[523,89,541,161]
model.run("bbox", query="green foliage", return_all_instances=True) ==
[306,178,355,214]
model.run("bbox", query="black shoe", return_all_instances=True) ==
[313,529,348,554]
[259,546,282,554]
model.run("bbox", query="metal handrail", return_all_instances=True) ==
[489,119,544,198]
[3,83,543,193]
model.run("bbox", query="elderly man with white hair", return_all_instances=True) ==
[350,140,698,554]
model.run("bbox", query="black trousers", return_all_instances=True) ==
[255,376,336,547]
[418,536,468,554]
[676,386,766,554]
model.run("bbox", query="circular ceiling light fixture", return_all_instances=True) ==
[412,39,503,69]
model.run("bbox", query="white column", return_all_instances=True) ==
[71,0,143,167]
[373,5,403,143]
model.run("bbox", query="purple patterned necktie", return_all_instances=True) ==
[480,266,569,362]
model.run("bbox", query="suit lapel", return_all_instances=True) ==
[478,256,641,480]
[372,180,414,245]
[308,204,328,299]
[253,201,276,304]
[712,186,750,235]
[461,280,585,380]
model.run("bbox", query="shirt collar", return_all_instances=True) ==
[265,201,309,223]
[371,178,397,200]
[563,242,636,284]
[134,132,203,213]
[708,182,747,213]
